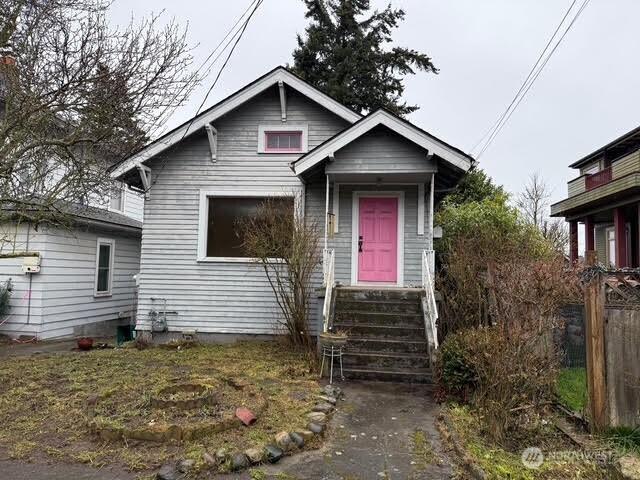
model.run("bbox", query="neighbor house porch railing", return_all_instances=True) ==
[421,249,439,353]
[585,166,612,191]
[322,248,335,333]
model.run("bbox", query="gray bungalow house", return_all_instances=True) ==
[111,67,472,381]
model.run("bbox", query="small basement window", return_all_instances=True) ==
[203,196,294,259]
[94,238,115,296]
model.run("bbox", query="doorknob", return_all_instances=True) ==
[358,235,363,253]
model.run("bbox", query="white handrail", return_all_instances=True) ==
[322,248,335,333]
[422,249,439,351]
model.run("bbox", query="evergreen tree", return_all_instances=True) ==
[292,0,437,116]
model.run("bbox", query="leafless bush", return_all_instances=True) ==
[438,255,580,443]
[237,198,321,350]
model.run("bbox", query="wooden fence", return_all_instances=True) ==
[583,251,640,431]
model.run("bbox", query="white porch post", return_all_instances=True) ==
[324,174,329,252]
[428,173,435,275]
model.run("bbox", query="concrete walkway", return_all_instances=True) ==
[0,381,453,480]
[218,381,454,480]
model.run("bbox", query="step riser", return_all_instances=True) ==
[333,324,425,340]
[346,339,428,354]
[336,290,422,301]
[335,301,422,314]
[343,369,433,384]
[334,311,424,327]
[342,354,430,370]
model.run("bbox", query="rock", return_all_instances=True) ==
[215,448,228,463]
[202,452,216,466]
[290,431,304,448]
[312,402,334,414]
[307,422,324,434]
[244,447,264,464]
[177,459,195,473]
[275,431,294,451]
[296,429,314,441]
[156,464,181,480]
[306,411,327,424]
[318,394,337,405]
[618,455,640,480]
[264,444,284,463]
[322,384,342,398]
[231,453,250,471]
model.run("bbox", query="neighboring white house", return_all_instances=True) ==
[111,66,473,345]
[0,195,143,340]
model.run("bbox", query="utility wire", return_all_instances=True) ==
[469,0,578,156]
[182,0,264,139]
[145,0,264,191]
[146,0,261,140]
[472,0,591,159]
[477,0,591,159]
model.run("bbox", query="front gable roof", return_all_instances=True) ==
[110,66,362,179]
[291,109,474,176]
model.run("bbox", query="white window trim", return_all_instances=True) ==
[197,187,303,263]
[109,183,126,214]
[350,191,405,287]
[94,237,115,297]
[258,124,308,154]
[605,226,616,267]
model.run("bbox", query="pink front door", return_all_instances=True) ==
[358,197,398,283]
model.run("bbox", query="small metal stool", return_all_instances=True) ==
[320,345,345,384]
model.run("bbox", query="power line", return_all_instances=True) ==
[469,0,578,156]
[182,0,264,139]
[473,0,591,160]
[146,0,260,140]
[145,0,264,191]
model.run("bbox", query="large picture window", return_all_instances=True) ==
[94,238,115,296]
[204,196,294,259]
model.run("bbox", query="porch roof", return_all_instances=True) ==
[290,109,474,177]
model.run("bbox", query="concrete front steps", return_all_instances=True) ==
[332,287,433,384]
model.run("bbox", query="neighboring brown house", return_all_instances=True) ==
[552,125,640,267]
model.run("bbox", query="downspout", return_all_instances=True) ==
[25,223,32,325]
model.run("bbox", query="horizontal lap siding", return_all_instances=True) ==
[137,87,349,334]
[326,126,436,174]
[123,189,144,222]
[0,223,46,337]
[38,227,141,339]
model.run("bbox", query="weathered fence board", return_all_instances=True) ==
[605,307,640,427]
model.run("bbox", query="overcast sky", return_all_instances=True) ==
[109,0,640,205]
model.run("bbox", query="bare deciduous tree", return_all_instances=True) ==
[237,197,321,350]
[0,0,198,227]
[517,173,568,253]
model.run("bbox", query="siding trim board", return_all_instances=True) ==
[350,191,405,287]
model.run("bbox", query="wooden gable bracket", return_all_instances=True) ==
[278,80,287,123]
[205,123,218,162]
[137,164,152,199]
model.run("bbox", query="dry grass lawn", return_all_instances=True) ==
[0,341,320,476]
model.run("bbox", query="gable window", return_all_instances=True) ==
[94,238,115,296]
[258,125,308,153]
[265,131,302,151]
[198,191,296,261]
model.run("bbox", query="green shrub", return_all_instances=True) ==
[436,331,477,400]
